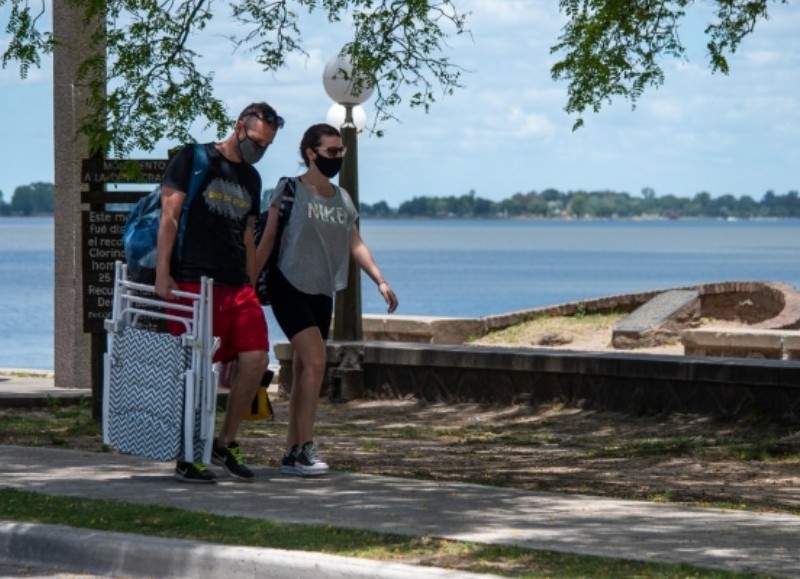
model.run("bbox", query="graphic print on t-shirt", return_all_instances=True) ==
[307,201,347,225]
[204,177,252,220]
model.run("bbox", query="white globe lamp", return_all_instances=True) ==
[326,103,367,133]
[322,55,375,106]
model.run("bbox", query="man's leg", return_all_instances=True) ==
[217,349,266,446]
[211,285,268,481]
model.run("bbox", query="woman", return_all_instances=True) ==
[256,123,398,476]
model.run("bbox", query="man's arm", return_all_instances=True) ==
[155,185,185,299]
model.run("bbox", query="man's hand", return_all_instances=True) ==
[155,273,179,301]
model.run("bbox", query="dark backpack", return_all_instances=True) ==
[254,177,296,305]
[123,143,209,283]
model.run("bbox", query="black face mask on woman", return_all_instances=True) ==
[313,155,343,178]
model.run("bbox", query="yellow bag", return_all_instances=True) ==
[244,369,275,421]
[244,385,274,421]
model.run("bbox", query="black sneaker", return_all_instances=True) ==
[294,441,329,476]
[212,441,254,482]
[174,460,217,484]
[279,445,298,475]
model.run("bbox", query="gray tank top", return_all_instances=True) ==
[268,178,358,297]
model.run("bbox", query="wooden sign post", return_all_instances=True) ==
[80,158,167,415]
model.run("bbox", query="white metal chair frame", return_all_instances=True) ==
[103,261,219,464]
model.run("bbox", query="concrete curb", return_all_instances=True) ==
[0,372,89,408]
[0,521,495,578]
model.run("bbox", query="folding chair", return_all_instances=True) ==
[102,261,219,464]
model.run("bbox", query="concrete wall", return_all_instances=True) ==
[274,341,800,423]
[267,281,800,423]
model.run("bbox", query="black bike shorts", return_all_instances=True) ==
[268,268,333,341]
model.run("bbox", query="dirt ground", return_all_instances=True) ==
[248,393,800,515]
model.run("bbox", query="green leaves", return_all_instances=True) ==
[77,0,227,156]
[550,0,785,130]
[2,0,786,151]
[343,0,466,128]
[551,0,692,130]
[706,0,772,75]
[3,0,467,156]
[1,0,54,77]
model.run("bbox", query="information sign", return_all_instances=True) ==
[81,211,128,332]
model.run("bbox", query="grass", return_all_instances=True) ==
[0,370,54,378]
[0,488,766,578]
[470,312,627,348]
[0,397,102,448]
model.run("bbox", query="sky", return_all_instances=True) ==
[1,0,800,208]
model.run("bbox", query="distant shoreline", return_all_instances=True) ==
[2,214,799,222]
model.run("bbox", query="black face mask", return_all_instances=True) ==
[313,155,343,178]
[238,135,267,165]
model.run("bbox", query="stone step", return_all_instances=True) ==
[612,289,700,349]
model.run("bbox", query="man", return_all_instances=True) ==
[155,102,283,483]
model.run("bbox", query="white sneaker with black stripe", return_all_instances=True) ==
[292,441,329,476]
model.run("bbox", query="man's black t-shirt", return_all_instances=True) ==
[162,142,261,286]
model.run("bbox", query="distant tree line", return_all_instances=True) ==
[4,183,799,220]
[0,183,54,216]
[360,187,800,219]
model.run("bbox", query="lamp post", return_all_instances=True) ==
[322,55,374,341]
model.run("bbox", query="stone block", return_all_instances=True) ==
[612,290,700,349]
[682,328,784,359]
[781,332,800,360]
[362,314,484,344]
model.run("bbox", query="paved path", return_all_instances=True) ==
[1,446,799,577]
[2,372,799,577]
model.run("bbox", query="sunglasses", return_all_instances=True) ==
[246,112,285,130]
[316,146,347,158]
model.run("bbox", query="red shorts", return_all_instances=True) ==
[168,282,268,364]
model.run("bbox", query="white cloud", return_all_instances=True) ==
[463,0,563,28]
[643,98,689,122]
[742,50,782,68]
[507,107,556,138]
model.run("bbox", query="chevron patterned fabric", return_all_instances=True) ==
[106,326,200,461]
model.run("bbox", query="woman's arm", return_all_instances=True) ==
[351,227,398,313]
[255,205,281,275]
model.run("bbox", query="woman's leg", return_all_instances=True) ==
[286,325,327,450]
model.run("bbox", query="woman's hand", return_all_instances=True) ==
[377,281,399,314]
